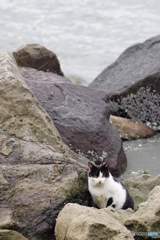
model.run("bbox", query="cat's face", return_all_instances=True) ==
[88,162,109,187]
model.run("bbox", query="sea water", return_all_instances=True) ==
[0,0,160,85]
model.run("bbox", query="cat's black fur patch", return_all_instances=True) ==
[106,197,113,207]
[122,188,134,210]
[88,162,109,178]
[113,177,134,210]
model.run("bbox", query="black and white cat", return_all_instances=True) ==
[88,161,134,210]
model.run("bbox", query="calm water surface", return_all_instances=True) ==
[1,0,160,85]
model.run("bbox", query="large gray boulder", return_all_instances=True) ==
[0,51,89,240]
[20,67,127,176]
[89,35,160,129]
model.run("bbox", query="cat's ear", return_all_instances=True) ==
[104,162,109,169]
[88,162,93,170]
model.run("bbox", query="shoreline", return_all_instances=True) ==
[120,133,160,180]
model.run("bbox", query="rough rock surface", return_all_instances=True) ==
[0,53,66,153]
[13,44,64,76]
[125,186,160,239]
[89,35,160,128]
[110,115,155,140]
[55,203,134,240]
[0,230,27,240]
[56,184,160,240]
[20,67,127,176]
[124,174,160,210]
[0,52,90,240]
[0,208,15,230]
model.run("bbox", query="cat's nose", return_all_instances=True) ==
[99,180,101,184]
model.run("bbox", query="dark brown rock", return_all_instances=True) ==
[110,115,156,140]
[20,67,127,176]
[89,35,160,129]
[13,44,64,76]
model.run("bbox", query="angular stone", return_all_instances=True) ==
[0,52,66,152]
[0,208,16,229]
[13,44,64,76]
[0,230,27,240]
[110,115,155,140]
[90,35,160,98]
[89,35,160,128]
[0,52,89,240]
[55,203,134,240]
[125,186,160,236]
[124,174,160,210]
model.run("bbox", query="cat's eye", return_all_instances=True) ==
[102,174,105,177]
[94,175,98,178]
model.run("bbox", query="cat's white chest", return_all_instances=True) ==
[92,192,108,208]
[88,182,108,208]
